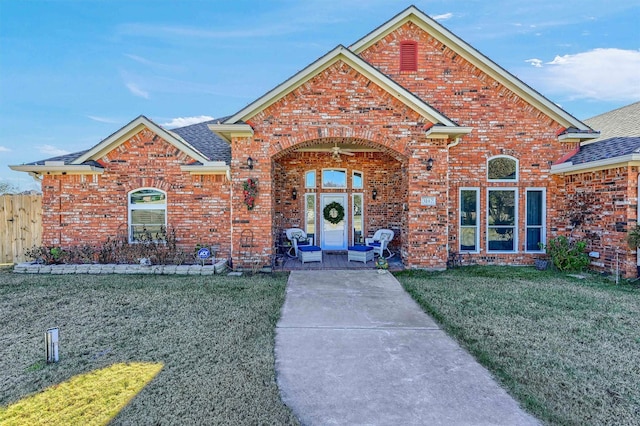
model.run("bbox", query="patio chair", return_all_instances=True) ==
[365,229,394,259]
[285,228,313,258]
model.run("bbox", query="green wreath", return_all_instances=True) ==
[323,202,345,225]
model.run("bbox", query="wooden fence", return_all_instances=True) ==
[0,194,42,264]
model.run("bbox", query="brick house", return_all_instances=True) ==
[11,6,605,271]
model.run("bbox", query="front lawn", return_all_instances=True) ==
[397,267,640,425]
[0,272,298,425]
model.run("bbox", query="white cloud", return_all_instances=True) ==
[432,13,453,21]
[526,48,640,102]
[162,116,215,128]
[88,115,119,124]
[126,82,150,99]
[525,58,543,68]
[38,145,70,156]
[0,146,11,152]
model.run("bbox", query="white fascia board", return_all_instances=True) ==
[9,164,104,175]
[224,45,456,127]
[350,6,591,131]
[181,162,229,174]
[550,154,640,175]
[558,132,601,142]
[426,126,473,139]
[207,123,254,143]
[72,116,210,165]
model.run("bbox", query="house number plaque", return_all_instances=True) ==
[421,196,437,206]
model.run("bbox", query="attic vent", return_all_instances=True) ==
[400,41,418,71]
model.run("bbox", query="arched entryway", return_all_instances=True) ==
[272,138,408,263]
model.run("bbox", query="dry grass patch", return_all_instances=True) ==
[0,272,298,425]
[396,267,640,425]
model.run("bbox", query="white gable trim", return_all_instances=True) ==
[72,115,210,165]
[551,154,640,175]
[224,45,460,128]
[350,6,592,131]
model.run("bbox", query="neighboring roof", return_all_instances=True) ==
[170,118,231,165]
[551,136,640,175]
[223,45,470,136]
[584,101,640,142]
[351,5,595,135]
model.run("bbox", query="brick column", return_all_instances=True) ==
[405,138,449,269]
[230,136,273,269]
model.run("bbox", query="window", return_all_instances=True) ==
[526,189,546,252]
[305,193,316,243]
[352,171,363,189]
[487,189,517,252]
[322,169,347,188]
[488,156,518,181]
[128,188,166,242]
[305,170,316,188]
[460,189,479,252]
[400,40,417,71]
[352,193,364,245]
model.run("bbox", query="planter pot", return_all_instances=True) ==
[535,259,549,271]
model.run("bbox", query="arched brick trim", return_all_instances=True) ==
[121,178,172,195]
[271,137,409,163]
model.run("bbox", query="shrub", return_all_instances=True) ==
[542,236,589,272]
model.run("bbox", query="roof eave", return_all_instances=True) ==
[207,124,254,143]
[180,163,230,180]
[9,164,104,175]
[425,126,473,139]
[550,154,640,175]
[558,132,601,143]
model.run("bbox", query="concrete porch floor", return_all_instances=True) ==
[275,252,404,272]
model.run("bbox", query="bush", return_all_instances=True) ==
[542,236,589,272]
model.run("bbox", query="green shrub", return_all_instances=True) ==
[542,236,589,272]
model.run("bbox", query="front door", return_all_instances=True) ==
[321,194,348,250]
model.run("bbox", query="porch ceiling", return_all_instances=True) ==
[272,137,407,162]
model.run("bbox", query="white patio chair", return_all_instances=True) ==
[365,229,394,259]
[285,228,313,258]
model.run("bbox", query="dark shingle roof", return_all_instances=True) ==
[25,150,89,166]
[564,137,640,165]
[170,118,231,165]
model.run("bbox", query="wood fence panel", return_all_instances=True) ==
[0,194,42,264]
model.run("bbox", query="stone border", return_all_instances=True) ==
[13,260,228,275]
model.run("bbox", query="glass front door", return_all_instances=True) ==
[321,194,348,250]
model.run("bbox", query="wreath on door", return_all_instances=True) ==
[323,201,345,225]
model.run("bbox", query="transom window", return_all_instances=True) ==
[305,170,316,188]
[322,169,347,188]
[352,171,363,189]
[128,188,166,242]
[488,156,518,181]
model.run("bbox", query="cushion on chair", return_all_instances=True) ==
[368,242,382,247]
[348,245,373,252]
[298,245,322,252]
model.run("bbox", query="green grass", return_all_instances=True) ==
[396,266,640,425]
[0,272,298,425]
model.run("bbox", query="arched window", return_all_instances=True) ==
[128,188,167,242]
[488,156,518,181]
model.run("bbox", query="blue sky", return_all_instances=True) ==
[1,0,639,191]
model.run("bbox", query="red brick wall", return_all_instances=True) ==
[563,167,637,277]
[41,128,231,261]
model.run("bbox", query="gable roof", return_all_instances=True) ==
[10,115,231,176]
[222,45,471,136]
[351,5,595,135]
[551,136,640,174]
[584,101,640,142]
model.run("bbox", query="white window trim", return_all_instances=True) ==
[525,187,546,253]
[351,192,364,245]
[459,187,480,253]
[487,155,519,182]
[321,168,347,189]
[486,187,518,253]
[305,170,316,189]
[352,170,364,190]
[128,188,167,244]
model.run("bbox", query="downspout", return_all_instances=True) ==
[229,166,234,269]
[445,137,461,261]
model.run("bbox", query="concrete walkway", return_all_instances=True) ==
[275,270,539,426]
